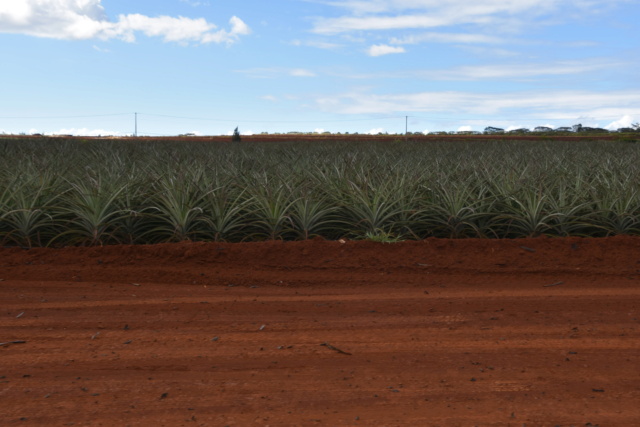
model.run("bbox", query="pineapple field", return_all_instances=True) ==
[1,136,639,247]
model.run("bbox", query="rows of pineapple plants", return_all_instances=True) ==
[1,137,639,247]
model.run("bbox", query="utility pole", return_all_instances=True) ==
[134,112,138,137]
[405,115,408,142]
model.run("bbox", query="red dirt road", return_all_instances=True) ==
[1,237,639,426]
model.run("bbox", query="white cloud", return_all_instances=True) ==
[367,44,405,56]
[367,128,385,134]
[457,125,473,132]
[92,44,109,53]
[239,68,317,78]
[312,1,542,34]
[310,0,631,60]
[0,0,249,44]
[333,58,617,81]
[605,115,637,130]
[290,68,316,77]
[421,59,619,80]
[314,128,326,133]
[313,89,640,119]
[179,0,210,7]
[312,0,625,35]
[315,14,462,34]
[261,95,278,102]
[390,32,504,45]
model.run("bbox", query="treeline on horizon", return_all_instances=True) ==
[0,121,638,140]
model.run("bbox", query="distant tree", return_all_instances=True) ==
[484,126,504,134]
[579,127,608,133]
[232,127,241,142]
[633,123,639,130]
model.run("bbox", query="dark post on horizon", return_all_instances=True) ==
[232,127,241,142]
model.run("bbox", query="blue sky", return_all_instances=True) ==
[0,0,638,136]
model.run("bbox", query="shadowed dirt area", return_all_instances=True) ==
[1,237,639,426]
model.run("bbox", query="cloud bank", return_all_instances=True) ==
[312,0,625,34]
[310,0,629,57]
[0,0,250,44]
[314,89,640,119]
[605,115,637,130]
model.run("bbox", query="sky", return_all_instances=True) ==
[0,0,639,136]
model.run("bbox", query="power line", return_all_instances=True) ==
[138,113,406,123]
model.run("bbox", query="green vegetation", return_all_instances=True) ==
[363,230,404,243]
[1,137,639,247]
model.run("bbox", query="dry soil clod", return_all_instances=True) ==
[0,340,27,347]
[321,342,352,355]
[543,281,565,287]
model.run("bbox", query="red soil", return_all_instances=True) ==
[1,237,639,426]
